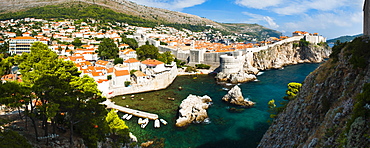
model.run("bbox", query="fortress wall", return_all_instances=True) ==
[104,64,178,98]
[219,54,244,73]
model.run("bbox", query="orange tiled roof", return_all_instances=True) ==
[115,70,129,76]
[107,67,114,73]
[91,71,104,77]
[11,36,36,40]
[97,79,109,83]
[141,59,164,66]
[124,58,140,63]
[96,60,109,66]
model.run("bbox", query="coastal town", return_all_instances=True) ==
[0,18,326,97]
[0,16,331,147]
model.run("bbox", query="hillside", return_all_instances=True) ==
[222,23,281,39]
[258,37,370,147]
[0,0,281,38]
[327,34,362,43]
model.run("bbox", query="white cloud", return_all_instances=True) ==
[128,0,207,11]
[263,16,279,29]
[236,0,357,15]
[235,0,282,9]
[281,11,363,38]
[242,12,279,29]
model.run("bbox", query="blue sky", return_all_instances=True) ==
[128,0,365,39]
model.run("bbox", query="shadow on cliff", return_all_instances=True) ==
[196,121,269,148]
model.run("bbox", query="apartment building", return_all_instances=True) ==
[8,36,48,54]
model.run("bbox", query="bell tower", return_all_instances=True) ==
[364,0,370,35]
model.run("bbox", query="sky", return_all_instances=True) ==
[128,0,365,39]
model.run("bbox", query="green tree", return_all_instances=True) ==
[105,109,129,147]
[0,55,14,76]
[0,130,32,148]
[157,51,174,64]
[136,45,159,61]
[0,41,9,53]
[16,42,111,146]
[113,58,123,65]
[121,37,138,49]
[97,38,119,60]
[72,38,82,47]
[124,81,131,87]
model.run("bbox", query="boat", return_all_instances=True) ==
[122,114,129,119]
[126,114,133,120]
[141,118,149,128]
[159,119,167,125]
[138,118,143,124]
[154,119,160,128]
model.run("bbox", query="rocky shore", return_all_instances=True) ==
[216,40,331,84]
[175,94,212,127]
[222,85,255,107]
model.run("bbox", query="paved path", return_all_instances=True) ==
[100,99,159,120]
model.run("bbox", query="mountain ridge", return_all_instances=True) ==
[327,34,362,43]
[0,0,282,39]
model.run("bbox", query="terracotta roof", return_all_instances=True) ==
[141,59,164,66]
[133,71,146,77]
[91,71,104,77]
[114,70,129,76]
[124,58,140,63]
[11,36,36,40]
[96,60,109,66]
[107,67,114,73]
[97,79,109,83]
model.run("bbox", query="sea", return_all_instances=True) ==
[112,63,321,148]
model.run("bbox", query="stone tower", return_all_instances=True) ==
[364,0,370,35]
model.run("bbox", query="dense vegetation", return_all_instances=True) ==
[0,130,33,148]
[330,37,370,68]
[97,38,119,60]
[0,3,214,33]
[0,42,130,147]
[136,45,174,64]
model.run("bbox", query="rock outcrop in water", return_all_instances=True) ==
[222,85,255,107]
[258,37,370,147]
[175,94,212,127]
[215,71,257,83]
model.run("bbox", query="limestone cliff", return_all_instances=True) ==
[251,42,331,70]
[258,37,370,147]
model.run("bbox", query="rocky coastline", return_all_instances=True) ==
[216,41,331,84]
[175,94,212,127]
[258,38,369,147]
[252,42,331,70]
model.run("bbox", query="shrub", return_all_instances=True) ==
[185,66,196,72]
[195,64,211,69]
[124,81,131,87]
[299,39,310,47]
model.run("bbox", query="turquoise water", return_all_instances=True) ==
[120,63,321,148]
